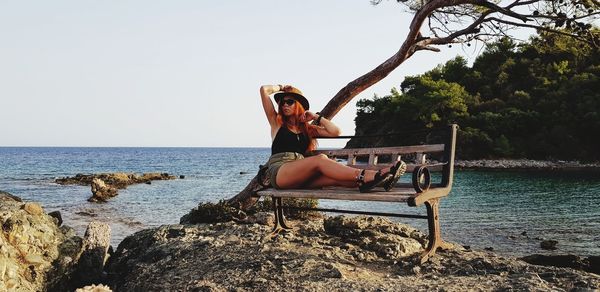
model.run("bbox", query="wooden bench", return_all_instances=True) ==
[256,124,458,263]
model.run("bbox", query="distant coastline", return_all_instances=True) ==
[456,159,600,171]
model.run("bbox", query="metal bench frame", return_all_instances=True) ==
[256,124,458,263]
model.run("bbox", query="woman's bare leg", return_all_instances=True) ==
[302,174,357,189]
[275,154,389,189]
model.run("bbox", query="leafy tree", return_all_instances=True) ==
[351,31,600,160]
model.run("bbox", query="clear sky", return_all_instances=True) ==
[0,1,486,147]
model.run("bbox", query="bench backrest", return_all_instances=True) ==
[313,124,458,189]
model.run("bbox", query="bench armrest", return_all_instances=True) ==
[408,187,451,207]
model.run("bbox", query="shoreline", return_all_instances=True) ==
[455,159,600,171]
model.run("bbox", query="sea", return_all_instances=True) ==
[1,147,599,257]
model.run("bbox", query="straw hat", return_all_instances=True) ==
[274,87,310,110]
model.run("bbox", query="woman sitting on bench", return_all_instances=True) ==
[260,84,406,192]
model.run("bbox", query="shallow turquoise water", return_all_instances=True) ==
[0,147,598,257]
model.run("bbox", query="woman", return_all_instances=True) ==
[260,84,405,192]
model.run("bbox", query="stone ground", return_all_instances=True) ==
[105,215,600,291]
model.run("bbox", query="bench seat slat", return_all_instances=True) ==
[314,144,445,156]
[345,162,446,172]
[257,187,417,202]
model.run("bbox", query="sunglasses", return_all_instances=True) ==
[280,99,296,106]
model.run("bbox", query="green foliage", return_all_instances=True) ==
[179,197,321,224]
[179,200,245,224]
[352,31,600,160]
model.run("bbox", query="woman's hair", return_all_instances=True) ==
[277,99,318,152]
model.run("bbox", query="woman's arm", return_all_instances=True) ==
[260,84,283,128]
[302,111,341,137]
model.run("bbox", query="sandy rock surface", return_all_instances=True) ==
[105,215,600,291]
[0,192,80,291]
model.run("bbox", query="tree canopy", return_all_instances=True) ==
[349,31,600,160]
[319,0,599,120]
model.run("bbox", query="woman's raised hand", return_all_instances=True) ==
[300,111,318,123]
[281,85,295,92]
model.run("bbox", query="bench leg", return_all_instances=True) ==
[420,198,452,264]
[270,197,292,235]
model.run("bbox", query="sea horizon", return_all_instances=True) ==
[0,146,272,149]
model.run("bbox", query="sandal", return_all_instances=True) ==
[358,169,392,193]
[383,160,407,191]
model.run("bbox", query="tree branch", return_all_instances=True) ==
[423,12,491,45]
[487,16,597,45]
[473,0,532,22]
[319,0,473,119]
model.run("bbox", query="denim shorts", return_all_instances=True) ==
[265,152,304,189]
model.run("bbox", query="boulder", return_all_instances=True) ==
[0,190,22,202]
[48,210,63,226]
[323,215,426,259]
[89,178,119,202]
[521,254,600,275]
[21,202,44,215]
[70,222,111,288]
[541,240,558,250]
[0,193,82,291]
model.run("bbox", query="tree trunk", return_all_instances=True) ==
[226,172,263,210]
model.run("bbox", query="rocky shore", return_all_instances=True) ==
[105,216,599,291]
[455,159,600,171]
[0,191,111,291]
[2,190,599,291]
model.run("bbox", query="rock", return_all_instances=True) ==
[56,173,176,201]
[245,212,274,226]
[75,284,112,292]
[0,198,84,291]
[521,231,528,236]
[520,254,596,274]
[0,190,22,202]
[71,222,111,288]
[484,247,494,251]
[589,256,600,275]
[76,210,98,217]
[541,240,558,250]
[104,218,600,291]
[89,178,118,202]
[323,216,425,259]
[179,175,185,179]
[239,171,248,174]
[57,173,132,188]
[48,211,63,226]
[21,202,43,215]
[139,173,176,184]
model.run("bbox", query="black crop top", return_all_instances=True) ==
[271,126,309,155]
